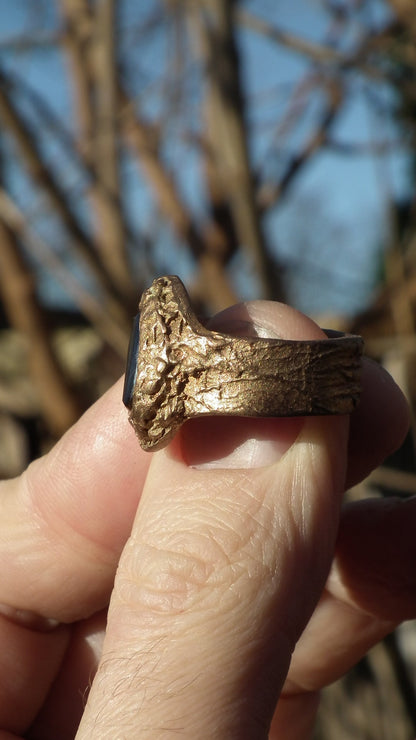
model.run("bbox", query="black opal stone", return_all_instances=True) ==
[122,313,140,408]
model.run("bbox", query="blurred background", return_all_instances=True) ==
[0,0,415,736]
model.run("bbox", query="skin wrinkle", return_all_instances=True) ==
[104,449,305,735]
[111,468,312,712]
[284,591,397,695]
[0,472,114,626]
[65,424,346,731]
[260,423,348,645]
[21,380,147,566]
[24,461,117,570]
[139,466,269,556]
[115,535,222,621]
[0,477,64,609]
[294,452,326,555]
[24,468,114,603]
[118,522,277,623]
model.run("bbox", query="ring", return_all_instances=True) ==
[123,276,364,452]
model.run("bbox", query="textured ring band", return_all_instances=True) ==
[123,275,364,452]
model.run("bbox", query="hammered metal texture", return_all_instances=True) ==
[125,276,364,451]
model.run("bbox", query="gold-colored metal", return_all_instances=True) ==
[125,276,363,451]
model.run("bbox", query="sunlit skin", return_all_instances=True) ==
[0,301,412,739]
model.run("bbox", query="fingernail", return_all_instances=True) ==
[179,412,303,470]
[206,303,282,339]
[0,603,61,632]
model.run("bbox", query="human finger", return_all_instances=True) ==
[346,357,410,488]
[77,301,351,738]
[270,495,416,738]
[0,302,323,737]
[0,298,407,740]
[0,303,407,626]
[0,614,70,736]
[77,302,409,738]
[0,378,150,622]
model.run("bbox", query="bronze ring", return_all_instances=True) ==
[123,276,364,452]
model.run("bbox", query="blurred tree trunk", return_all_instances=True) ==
[61,0,135,303]
[0,70,130,333]
[0,219,82,435]
[388,0,416,32]
[118,85,240,311]
[193,0,280,299]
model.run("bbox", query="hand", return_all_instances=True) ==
[0,301,412,740]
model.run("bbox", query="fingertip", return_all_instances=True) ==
[331,495,416,620]
[347,358,411,487]
[180,416,305,469]
[208,300,325,341]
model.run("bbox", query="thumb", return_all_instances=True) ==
[77,301,349,739]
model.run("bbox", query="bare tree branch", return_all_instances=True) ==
[237,8,346,65]
[0,189,129,357]
[0,209,83,434]
[387,0,416,34]
[0,68,130,329]
[61,0,134,298]
[118,86,239,310]
[258,78,344,210]
[2,65,144,267]
[238,7,407,84]
[94,0,132,287]
[192,0,276,299]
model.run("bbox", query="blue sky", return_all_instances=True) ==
[236,0,409,313]
[0,0,410,318]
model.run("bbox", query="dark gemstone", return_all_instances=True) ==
[122,313,140,408]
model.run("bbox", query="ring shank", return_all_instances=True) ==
[183,331,363,420]
[125,276,364,451]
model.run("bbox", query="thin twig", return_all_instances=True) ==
[237,8,346,65]
[0,69,129,329]
[191,0,276,299]
[0,190,129,357]
[257,78,344,210]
